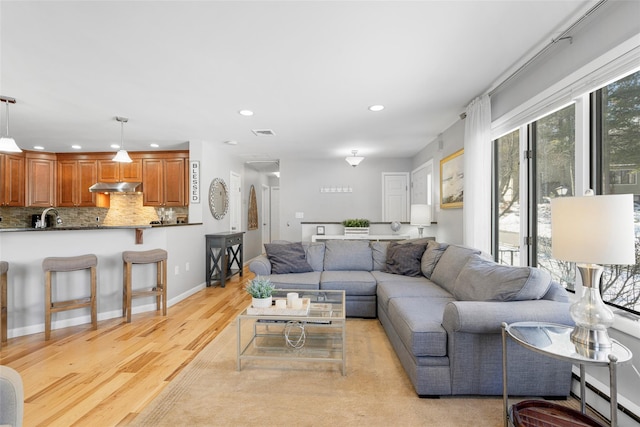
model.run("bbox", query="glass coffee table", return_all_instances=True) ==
[237,289,346,375]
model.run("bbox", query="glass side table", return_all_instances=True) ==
[501,322,633,427]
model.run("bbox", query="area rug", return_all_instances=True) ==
[131,319,503,426]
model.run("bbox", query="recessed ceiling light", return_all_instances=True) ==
[368,104,385,112]
[238,110,254,116]
[33,145,45,150]
[150,143,159,148]
[72,144,82,149]
[110,144,120,149]
[224,140,238,145]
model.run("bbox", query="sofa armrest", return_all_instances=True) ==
[442,300,573,334]
[249,255,272,276]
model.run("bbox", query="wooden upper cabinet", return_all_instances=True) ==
[0,152,25,207]
[57,158,97,207]
[97,159,142,183]
[26,152,56,207]
[141,153,188,207]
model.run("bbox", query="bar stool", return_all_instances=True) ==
[42,254,98,340]
[122,249,168,323]
[1,261,8,347]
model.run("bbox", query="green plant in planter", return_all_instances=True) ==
[342,218,370,227]
[245,276,275,298]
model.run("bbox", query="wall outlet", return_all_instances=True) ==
[185,262,190,271]
[174,265,179,275]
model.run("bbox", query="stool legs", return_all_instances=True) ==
[44,270,52,341]
[44,260,98,341]
[1,269,7,345]
[123,258,167,323]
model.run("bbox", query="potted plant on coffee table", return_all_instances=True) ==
[246,276,275,308]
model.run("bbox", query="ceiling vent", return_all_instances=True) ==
[252,129,276,137]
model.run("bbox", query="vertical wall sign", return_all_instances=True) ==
[190,161,200,203]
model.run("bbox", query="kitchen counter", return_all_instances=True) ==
[0,223,201,232]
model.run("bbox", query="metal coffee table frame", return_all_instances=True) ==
[237,289,346,375]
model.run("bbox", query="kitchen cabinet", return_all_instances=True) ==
[97,159,142,183]
[0,152,25,207]
[57,158,98,207]
[26,152,56,207]
[142,155,187,207]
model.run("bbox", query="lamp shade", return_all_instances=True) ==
[112,149,133,163]
[410,204,431,226]
[0,136,22,153]
[551,193,635,265]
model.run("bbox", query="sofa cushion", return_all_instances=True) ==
[387,297,450,357]
[267,271,321,290]
[264,242,313,274]
[421,240,450,279]
[453,254,552,301]
[374,272,453,312]
[371,241,390,271]
[320,271,377,296]
[383,242,428,277]
[302,242,326,272]
[324,240,373,271]
[430,245,481,294]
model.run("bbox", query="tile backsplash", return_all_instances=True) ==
[0,193,188,228]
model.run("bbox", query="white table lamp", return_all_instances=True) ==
[551,192,635,349]
[410,204,431,238]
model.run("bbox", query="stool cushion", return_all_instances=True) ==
[42,254,97,272]
[0,261,7,275]
[123,249,168,264]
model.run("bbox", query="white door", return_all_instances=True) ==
[261,184,270,249]
[382,173,409,221]
[229,171,242,232]
[270,186,280,241]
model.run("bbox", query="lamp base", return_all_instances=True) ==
[570,325,612,350]
[569,264,614,350]
[417,227,424,238]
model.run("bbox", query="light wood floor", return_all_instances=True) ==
[0,268,254,427]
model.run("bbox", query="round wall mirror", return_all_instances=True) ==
[209,178,229,220]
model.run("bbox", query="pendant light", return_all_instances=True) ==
[345,150,364,167]
[0,96,22,153]
[112,116,132,163]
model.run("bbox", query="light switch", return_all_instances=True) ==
[295,212,304,219]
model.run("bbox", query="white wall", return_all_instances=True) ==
[277,156,412,242]
[412,121,465,245]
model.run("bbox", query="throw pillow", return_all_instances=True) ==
[421,240,449,279]
[383,242,428,277]
[264,242,313,274]
[453,254,552,301]
[371,241,390,271]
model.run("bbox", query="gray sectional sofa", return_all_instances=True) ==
[248,239,574,397]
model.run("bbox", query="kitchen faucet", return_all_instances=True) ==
[38,207,62,229]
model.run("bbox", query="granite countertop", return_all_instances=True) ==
[0,223,201,232]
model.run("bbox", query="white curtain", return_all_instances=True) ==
[463,94,491,253]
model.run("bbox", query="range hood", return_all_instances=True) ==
[89,182,142,193]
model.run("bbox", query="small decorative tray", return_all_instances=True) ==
[246,298,311,316]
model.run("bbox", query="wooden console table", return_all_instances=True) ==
[205,232,244,287]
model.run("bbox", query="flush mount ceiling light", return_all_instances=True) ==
[150,143,159,148]
[0,96,22,153]
[368,104,385,112]
[112,116,133,163]
[72,145,82,150]
[238,109,254,116]
[345,150,364,167]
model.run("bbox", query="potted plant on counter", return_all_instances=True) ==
[342,218,370,235]
[246,276,275,308]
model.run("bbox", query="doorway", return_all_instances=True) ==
[229,171,242,232]
[382,173,409,221]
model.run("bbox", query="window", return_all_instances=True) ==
[492,71,640,316]
[596,70,640,314]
